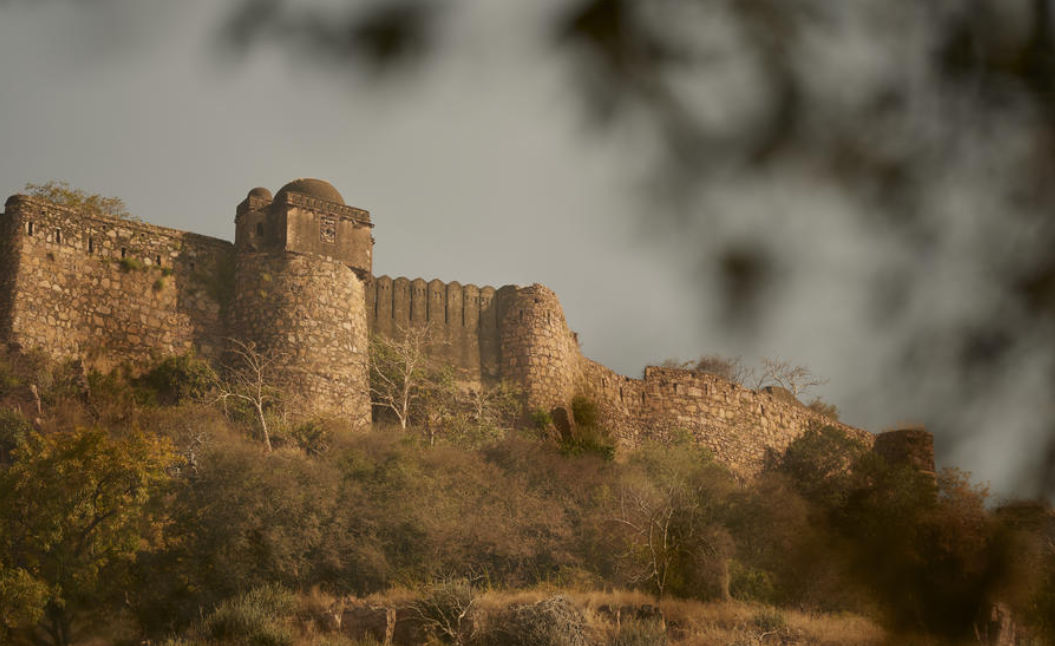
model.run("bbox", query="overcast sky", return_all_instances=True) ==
[1,0,1051,498]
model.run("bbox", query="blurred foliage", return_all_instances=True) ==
[214,0,1055,497]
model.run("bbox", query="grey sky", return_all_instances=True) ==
[1,0,1051,498]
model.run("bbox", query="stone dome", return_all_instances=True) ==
[247,186,272,201]
[276,178,344,205]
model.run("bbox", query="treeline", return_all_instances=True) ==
[0,352,1053,645]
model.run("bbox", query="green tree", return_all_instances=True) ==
[774,423,870,514]
[0,427,176,645]
[23,181,139,221]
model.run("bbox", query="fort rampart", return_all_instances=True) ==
[1,179,928,477]
[365,276,507,382]
[0,195,231,368]
[490,284,874,476]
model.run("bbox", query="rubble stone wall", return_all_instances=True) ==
[0,195,231,369]
[231,250,370,425]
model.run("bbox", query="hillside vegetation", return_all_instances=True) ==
[0,351,1053,646]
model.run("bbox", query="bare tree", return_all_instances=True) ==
[611,468,732,599]
[659,354,751,385]
[369,323,435,430]
[756,358,828,398]
[214,338,286,452]
[459,380,522,432]
[409,576,479,645]
[613,479,685,599]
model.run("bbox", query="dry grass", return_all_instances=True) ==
[656,598,884,646]
[339,588,884,646]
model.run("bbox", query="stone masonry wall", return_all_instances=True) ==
[0,190,920,478]
[366,275,505,382]
[498,284,583,407]
[639,367,874,476]
[494,282,876,477]
[231,251,370,426]
[0,195,231,369]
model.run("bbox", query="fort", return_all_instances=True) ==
[0,178,932,476]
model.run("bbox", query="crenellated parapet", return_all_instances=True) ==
[366,275,506,381]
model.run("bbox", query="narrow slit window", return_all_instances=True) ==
[26,221,34,236]
[120,247,127,258]
[54,229,61,244]
[88,237,94,254]
[155,255,161,266]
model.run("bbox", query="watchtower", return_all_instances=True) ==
[235,178,374,279]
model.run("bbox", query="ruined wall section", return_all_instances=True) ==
[366,275,504,382]
[639,368,874,476]
[488,282,876,476]
[575,360,873,476]
[230,251,370,426]
[578,358,649,437]
[0,195,231,368]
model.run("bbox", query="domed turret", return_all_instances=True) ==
[247,186,273,201]
[275,178,344,205]
[235,178,372,279]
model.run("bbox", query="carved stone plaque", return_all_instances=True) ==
[320,216,337,244]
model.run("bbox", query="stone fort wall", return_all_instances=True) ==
[364,276,509,382]
[0,195,232,368]
[0,194,370,423]
[1,186,924,477]
[367,279,879,476]
[491,284,875,476]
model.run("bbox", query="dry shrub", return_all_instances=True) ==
[657,599,883,646]
[202,585,296,645]
[295,587,345,635]
[410,578,476,643]
[479,595,588,646]
[611,618,668,646]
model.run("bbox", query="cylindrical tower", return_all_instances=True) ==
[498,284,582,411]
[229,250,370,426]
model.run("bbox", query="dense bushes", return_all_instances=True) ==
[1,354,1054,645]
